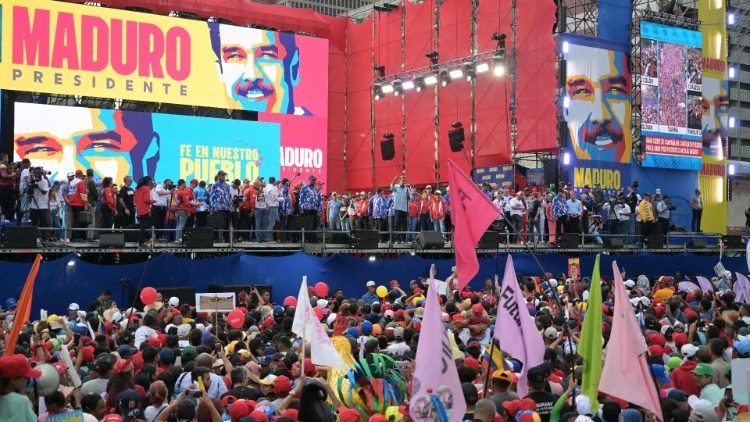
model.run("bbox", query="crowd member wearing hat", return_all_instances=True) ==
[362,281,379,305]
[298,175,322,230]
[489,370,519,411]
[0,354,42,422]
[134,176,155,247]
[694,363,724,407]
[672,344,700,396]
[526,363,559,422]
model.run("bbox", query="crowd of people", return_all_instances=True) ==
[0,156,705,248]
[0,260,748,422]
[658,43,688,129]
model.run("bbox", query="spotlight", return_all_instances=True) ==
[368,255,377,262]
[562,151,571,165]
[439,70,451,86]
[374,65,386,78]
[414,76,426,91]
[393,80,403,96]
[463,63,476,81]
[729,164,736,176]
[563,96,570,108]
[449,69,464,79]
[492,33,507,57]
[424,75,438,86]
[729,117,736,128]
[729,66,736,79]
[562,41,570,54]
[382,84,394,94]
[402,80,415,90]
[494,63,506,77]
[374,84,384,100]
[476,62,490,74]
[426,51,439,66]
[728,13,735,25]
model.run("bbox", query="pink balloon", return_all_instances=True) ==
[140,287,157,306]
[227,308,245,329]
[313,282,329,298]
[283,296,297,307]
[313,307,324,321]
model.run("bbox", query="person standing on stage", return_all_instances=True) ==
[208,170,233,242]
[134,177,155,247]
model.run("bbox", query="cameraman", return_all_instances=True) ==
[28,167,52,239]
[16,159,31,222]
[656,193,674,236]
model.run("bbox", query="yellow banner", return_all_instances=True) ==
[698,0,728,234]
[0,0,327,114]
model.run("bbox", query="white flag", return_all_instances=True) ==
[291,277,347,369]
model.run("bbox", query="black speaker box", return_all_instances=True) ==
[381,139,395,160]
[207,213,225,229]
[299,214,318,242]
[724,235,743,248]
[2,226,37,248]
[688,238,706,249]
[478,231,501,249]
[604,237,625,249]
[184,227,214,248]
[131,286,196,309]
[559,233,580,248]
[648,234,665,249]
[124,224,140,243]
[414,231,444,249]
[100,231,125,247]
[207,284,272,306]
[351,230,379,249]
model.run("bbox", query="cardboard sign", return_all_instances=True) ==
[568,258,580,280]
[195,293,236,313]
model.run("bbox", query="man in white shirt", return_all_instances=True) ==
[263,177,280,242]
[28,167,51,238]
[508,192,525,243]
[386,327,411,356]
[17,159,31,222]
[151,180,172,239]
[134,313,158,349]
[614,199,631,237]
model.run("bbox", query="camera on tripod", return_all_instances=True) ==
[27,167,50,191]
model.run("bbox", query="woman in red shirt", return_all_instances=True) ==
[174,179,196,243]
[134,177,155,247]
[100,177,116,230]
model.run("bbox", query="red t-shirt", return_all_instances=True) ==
[68,179,88,207]
[176,189,196,214]
[134,186,155,216]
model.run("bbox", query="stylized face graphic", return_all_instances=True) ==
[216,25,300,113]
[565,45,632,163]
[14,104,158,182]
[701,77,729,157]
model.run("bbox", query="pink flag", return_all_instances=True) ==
[696,276,714,293]
[600,261,663,421]
[735,273,750,305]
[447,160,499,291]
[493,255,545,398]
[410,265,466,422]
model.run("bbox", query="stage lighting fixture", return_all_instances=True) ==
[374,84,384,100]
[492,33,507,57]
[729,66,736,79]
[476,62,490,74]
[449,69,464,79]
[424,75,438,86]
[374,65,386,78]
[729,117,736,128]
[426,51,439,66]
[494,63,506,77]
[562,152,571,166]
[368,255,377,262]
[728,13,735,25]
[463,63,476,81]
[393,80,403,96]
[562,41,570,53]
[382,84,394,94]
[729,164,737,176]
[402,80,415,90]
[439,71,451,86]
[563,96,570,108]
[414,77,426,91]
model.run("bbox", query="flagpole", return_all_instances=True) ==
[498,212,547,276]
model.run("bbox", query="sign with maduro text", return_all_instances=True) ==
[0,0,329,115]
[195,293,236,313]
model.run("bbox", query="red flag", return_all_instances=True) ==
[447,160,499,291]
[5,254,43,355]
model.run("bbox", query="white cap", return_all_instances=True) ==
[655,188,662,195]
[681,343,698,358]
[640,297,651,307]
[426,185,432,188]
[548,278,558,288]
[544,327,559,339]
[317,299,328,308]
[66,171,74,178]
[111,312,123,323]
[68,303,80,311]
[624,279,635,289]
[366,281,376,288]
[327,313,337,326]
[177,323,191,338]
[195,323,205,332]
[168,297,180,307]
[435,190,442,194]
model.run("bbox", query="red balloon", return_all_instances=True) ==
[283,296,297,307]
[313,282,329,298]
[227,308,245,329]
[140,287,157,306]
[313,307,324,321]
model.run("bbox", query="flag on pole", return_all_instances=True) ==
[5,255,43,356]
[677,281,701,293]
[600,261,664,421]
[696,276,714,293]
[481,339,509,373]
[447,160,499,291]
[735,273,750,305]
[493,255,545,397]
[410,265,466,422]
[578,254,603,410]
[291,277,347,369]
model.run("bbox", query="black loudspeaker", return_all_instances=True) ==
[207,213,225,229]
[351,230,379,249]
[299,214,318,242]
[559,233,580,248]
[414,231,444,249]
[648,234,665,249]
[124,224,140,243]
[286,215,301,242]
[478,231,501,249]
[2,226,37,248]
[208,284,272,306]
[448,126,465,152]
[131,286,196,309]
[604,237,625,249]
[184,227,214,248]
[100,231,125,247]
[542,158,559,187]
[724,235,743,248]
[688,238,706,249]
[381,137,395,160]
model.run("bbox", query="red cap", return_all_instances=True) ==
[338,407,361,422]
[452,314,465,322]
[673,332,689,349]
[250,410,269,422]
[370,414,388,422]
[282,408,299,421]
[394,310,404,319]
[190,179,199,186]
[75,169,84,176]
[0,354,42,379]
[472,303,484,315]
[103,415,123,422]
[228,401,250,421]
[81,345,95,363]
[274,375,292,395]
[463,356,480,372]
[263,316,275,329]
[113,359,134,374]
[146,337,161,348]
[304,358,316,377]
[52,362,67,375]
[648,345,664,356]
[647,333,666,347]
